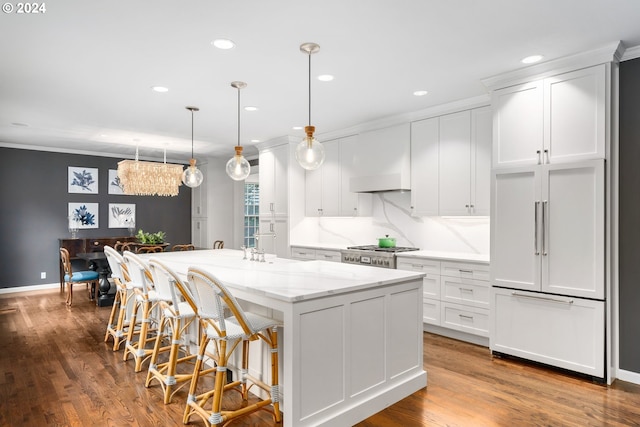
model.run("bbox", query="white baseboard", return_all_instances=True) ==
[617,369,640,385]
[0,282,59,295]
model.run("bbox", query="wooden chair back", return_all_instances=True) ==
[137,245,164,254]
[60,247,72,276]
[213,240,224,249]
[172,244,195,251]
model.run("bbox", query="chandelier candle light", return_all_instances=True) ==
[117,146,183,197]
[296,42,325,170]
[226,81,251,181]
[182,106,204,188]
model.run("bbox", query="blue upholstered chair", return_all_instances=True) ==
[59,247,99,306]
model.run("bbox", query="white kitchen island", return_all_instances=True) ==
[143,249,427,426]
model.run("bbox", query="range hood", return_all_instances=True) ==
[348,123,412,193]
[350,173,410,193]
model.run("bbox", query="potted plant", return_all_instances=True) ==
[136,229,166,245]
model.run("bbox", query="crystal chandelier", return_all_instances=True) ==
[117,147,184,196]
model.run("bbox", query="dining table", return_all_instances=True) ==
[76,252,113,307]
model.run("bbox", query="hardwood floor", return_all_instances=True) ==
[1,288,639,426]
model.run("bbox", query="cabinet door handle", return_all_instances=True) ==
[536,150,542,164]
[270,202,274,212]
[534,201,540,255]
[459,269,473,274]
[543,149,549,164]
[511,292,573,305]
[459,287,474,292]
[459,314,474,320]
[542,200,548,256]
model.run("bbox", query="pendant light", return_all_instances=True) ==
[182,106,204,188]
[295,42,325,170]
[226,81,251,181]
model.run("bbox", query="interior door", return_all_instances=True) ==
[490,166,541,291]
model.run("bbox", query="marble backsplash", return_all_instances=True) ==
[291,191,489,254]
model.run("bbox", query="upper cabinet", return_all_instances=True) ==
[305,135,372,217]
[411,106,491,216]
[493,64,606,168]
[259,143,289,217]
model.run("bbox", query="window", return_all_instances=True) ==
[244,183,259,248]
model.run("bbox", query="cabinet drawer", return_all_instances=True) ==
[423,297,441,326]
[441,302,489,337]
[423,273,441,300]
[315,249,341,263]
[397,257,441,275]
[291,247,316,260]
[441,261,490,281]
[491,287,604,377]
[441,276,489,309]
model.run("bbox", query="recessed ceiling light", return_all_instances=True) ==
[212,38,235,50]
[413,90,428,97]
[151,86,169,93]
[244,106,258,111]
[317,74,334,82]
[11,122,28,127]
[292,126,303,130]
[521,55,543,64]
[251,139,261,143]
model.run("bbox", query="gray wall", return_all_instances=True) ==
[0,147,191,288]
[619,57,640,374]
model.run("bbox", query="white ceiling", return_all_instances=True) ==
[1,0,640,162]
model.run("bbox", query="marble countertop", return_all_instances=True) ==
[291,243,490,264]
[395,250,490,264]
[142,249,425,303]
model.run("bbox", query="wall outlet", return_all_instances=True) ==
[40,272,46,279]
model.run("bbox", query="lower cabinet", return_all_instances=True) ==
[397,256,490,341]
[491,287,605,378]
[290,246,342,263]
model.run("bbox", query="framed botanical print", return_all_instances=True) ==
[68,166,98,193]
[108,203,135,228]
[108,169,124,194]
[68,203,99,229]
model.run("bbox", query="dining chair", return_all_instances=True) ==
[59,247,99,306]
[122,251,163,372]
[145,259,199,403]
[172,244,195,251]
[213,240,224,249]
[137,245,165,254]
[183,267,282,427]
[103,245,139,351]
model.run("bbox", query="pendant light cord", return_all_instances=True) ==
[237,87,241,146]
[190,109,194,159]
[308,52,311,126]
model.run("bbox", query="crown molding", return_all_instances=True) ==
[621,44,640,61]
[482,41,624,91]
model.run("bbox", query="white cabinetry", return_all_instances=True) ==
[397,256,490,340]
[491,287,604,377]
[491,160,604,300]
[410,106,491,216]
[258,217,288,258]
[410,117,439,216]
[305,136,371,217]
[493,64,606,168]
[290,246,342,263]
[259,144,289,217]
[191,218,208,249]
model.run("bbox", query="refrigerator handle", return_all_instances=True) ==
[534,201,540,255]
[542,200,548,256]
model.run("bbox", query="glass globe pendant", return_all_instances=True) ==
[226,145,251,180]
[182,106,203,188]
[226,81,251,181]
[297,42,325,171]
[295,125,325,170]
[183,158,204,188]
